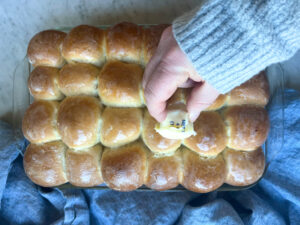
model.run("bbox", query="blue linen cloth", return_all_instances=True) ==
[0,89,299,225]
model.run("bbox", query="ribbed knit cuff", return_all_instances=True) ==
[173,0,300,94]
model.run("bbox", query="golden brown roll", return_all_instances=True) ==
[58,63,99,96]
[205,94,227,111]
[98,61,143,107]
[142,110,181,153]
[62,25,105,66]
[181,148,226,193]
[145,150,182,191]
[100,107,142,147]
[27,30,66,67]
[227,72,270,106]
[223,147,265,186]
[101,142,147,191]
[142,24,169,64]
[28,66,64,100]
[225,105,269,151]
[22,101,60,143]
[183,111,227,156]
[167,88,187,107]
[57,96,102,149]
[106,22,143,63]
[23,141,68,187]
[66,145,103,187]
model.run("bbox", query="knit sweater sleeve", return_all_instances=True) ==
[172,0,300,94]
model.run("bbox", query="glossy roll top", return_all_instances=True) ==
[98,61,144,107]
[57,96,102,149]
[27,30,66,67]
[58,63,99,96]
[66,145,103,187]
[62,25,105,66]
[28,66,63,100]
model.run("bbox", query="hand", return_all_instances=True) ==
[143,26,219,122]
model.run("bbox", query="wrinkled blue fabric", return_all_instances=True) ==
[0,89,299,225]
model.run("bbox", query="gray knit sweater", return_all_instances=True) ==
[173,0,300,94]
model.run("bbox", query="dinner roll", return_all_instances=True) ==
[98,61,143,107]
[57,96,102,149]
[58,63,99,96]
[66,145,103,187]
[28,66,63,100]
[183,111,227,156]
[142,110,181,153]
[205,94,227,111]
[167,88,187,106]
[100,107,142,147]
[145,150,182,191]
[101,142,147,191]
[22,101,60,143]
[225,105,269,151]
[27,30,66,67]
[227,72,269,106]
[62,25,105,66]
[223,147,265,186]
[106,22,143,63]
[142,24,169,64]
[23,141,68,187]
[181,148,226,193]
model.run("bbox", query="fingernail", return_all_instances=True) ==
[157,111,167,123]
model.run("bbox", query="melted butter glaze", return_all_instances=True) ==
[22,101,60,143]
[58,63,99,96]
[62,25,105,65]
[23,141,68,187]
[228,72,270,106]
[225,105,269,151]
[27,30,66,67]
[101,142,147,191]
[183,111,227,156]
[66,145,103,187]
[142,24,169,64]
[98,61,143,106]
[100,107,142,147]
[224,148,265,186]
[145,151,181,191]
[28,66,63,100]
[181,148,226,193]
[107,22,143,63]
[57,96,102,149]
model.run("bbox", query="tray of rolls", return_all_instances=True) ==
[12,22,284,192]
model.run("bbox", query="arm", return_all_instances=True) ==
[173,0,300,93]
[143,0,300,122]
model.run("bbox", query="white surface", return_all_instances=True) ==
[0,0,299,124]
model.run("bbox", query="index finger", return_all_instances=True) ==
[144,66,188,122]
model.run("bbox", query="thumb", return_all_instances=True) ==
[187,82,219,122]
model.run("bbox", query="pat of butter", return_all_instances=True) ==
[155,109,196,139]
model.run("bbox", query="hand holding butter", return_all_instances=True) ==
[154,89,196,139]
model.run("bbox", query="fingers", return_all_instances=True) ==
[142,51,161,89]
[178,78,197,88]
[142,26,171,89]
[144,66,188,122]
[187,82,220,122]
